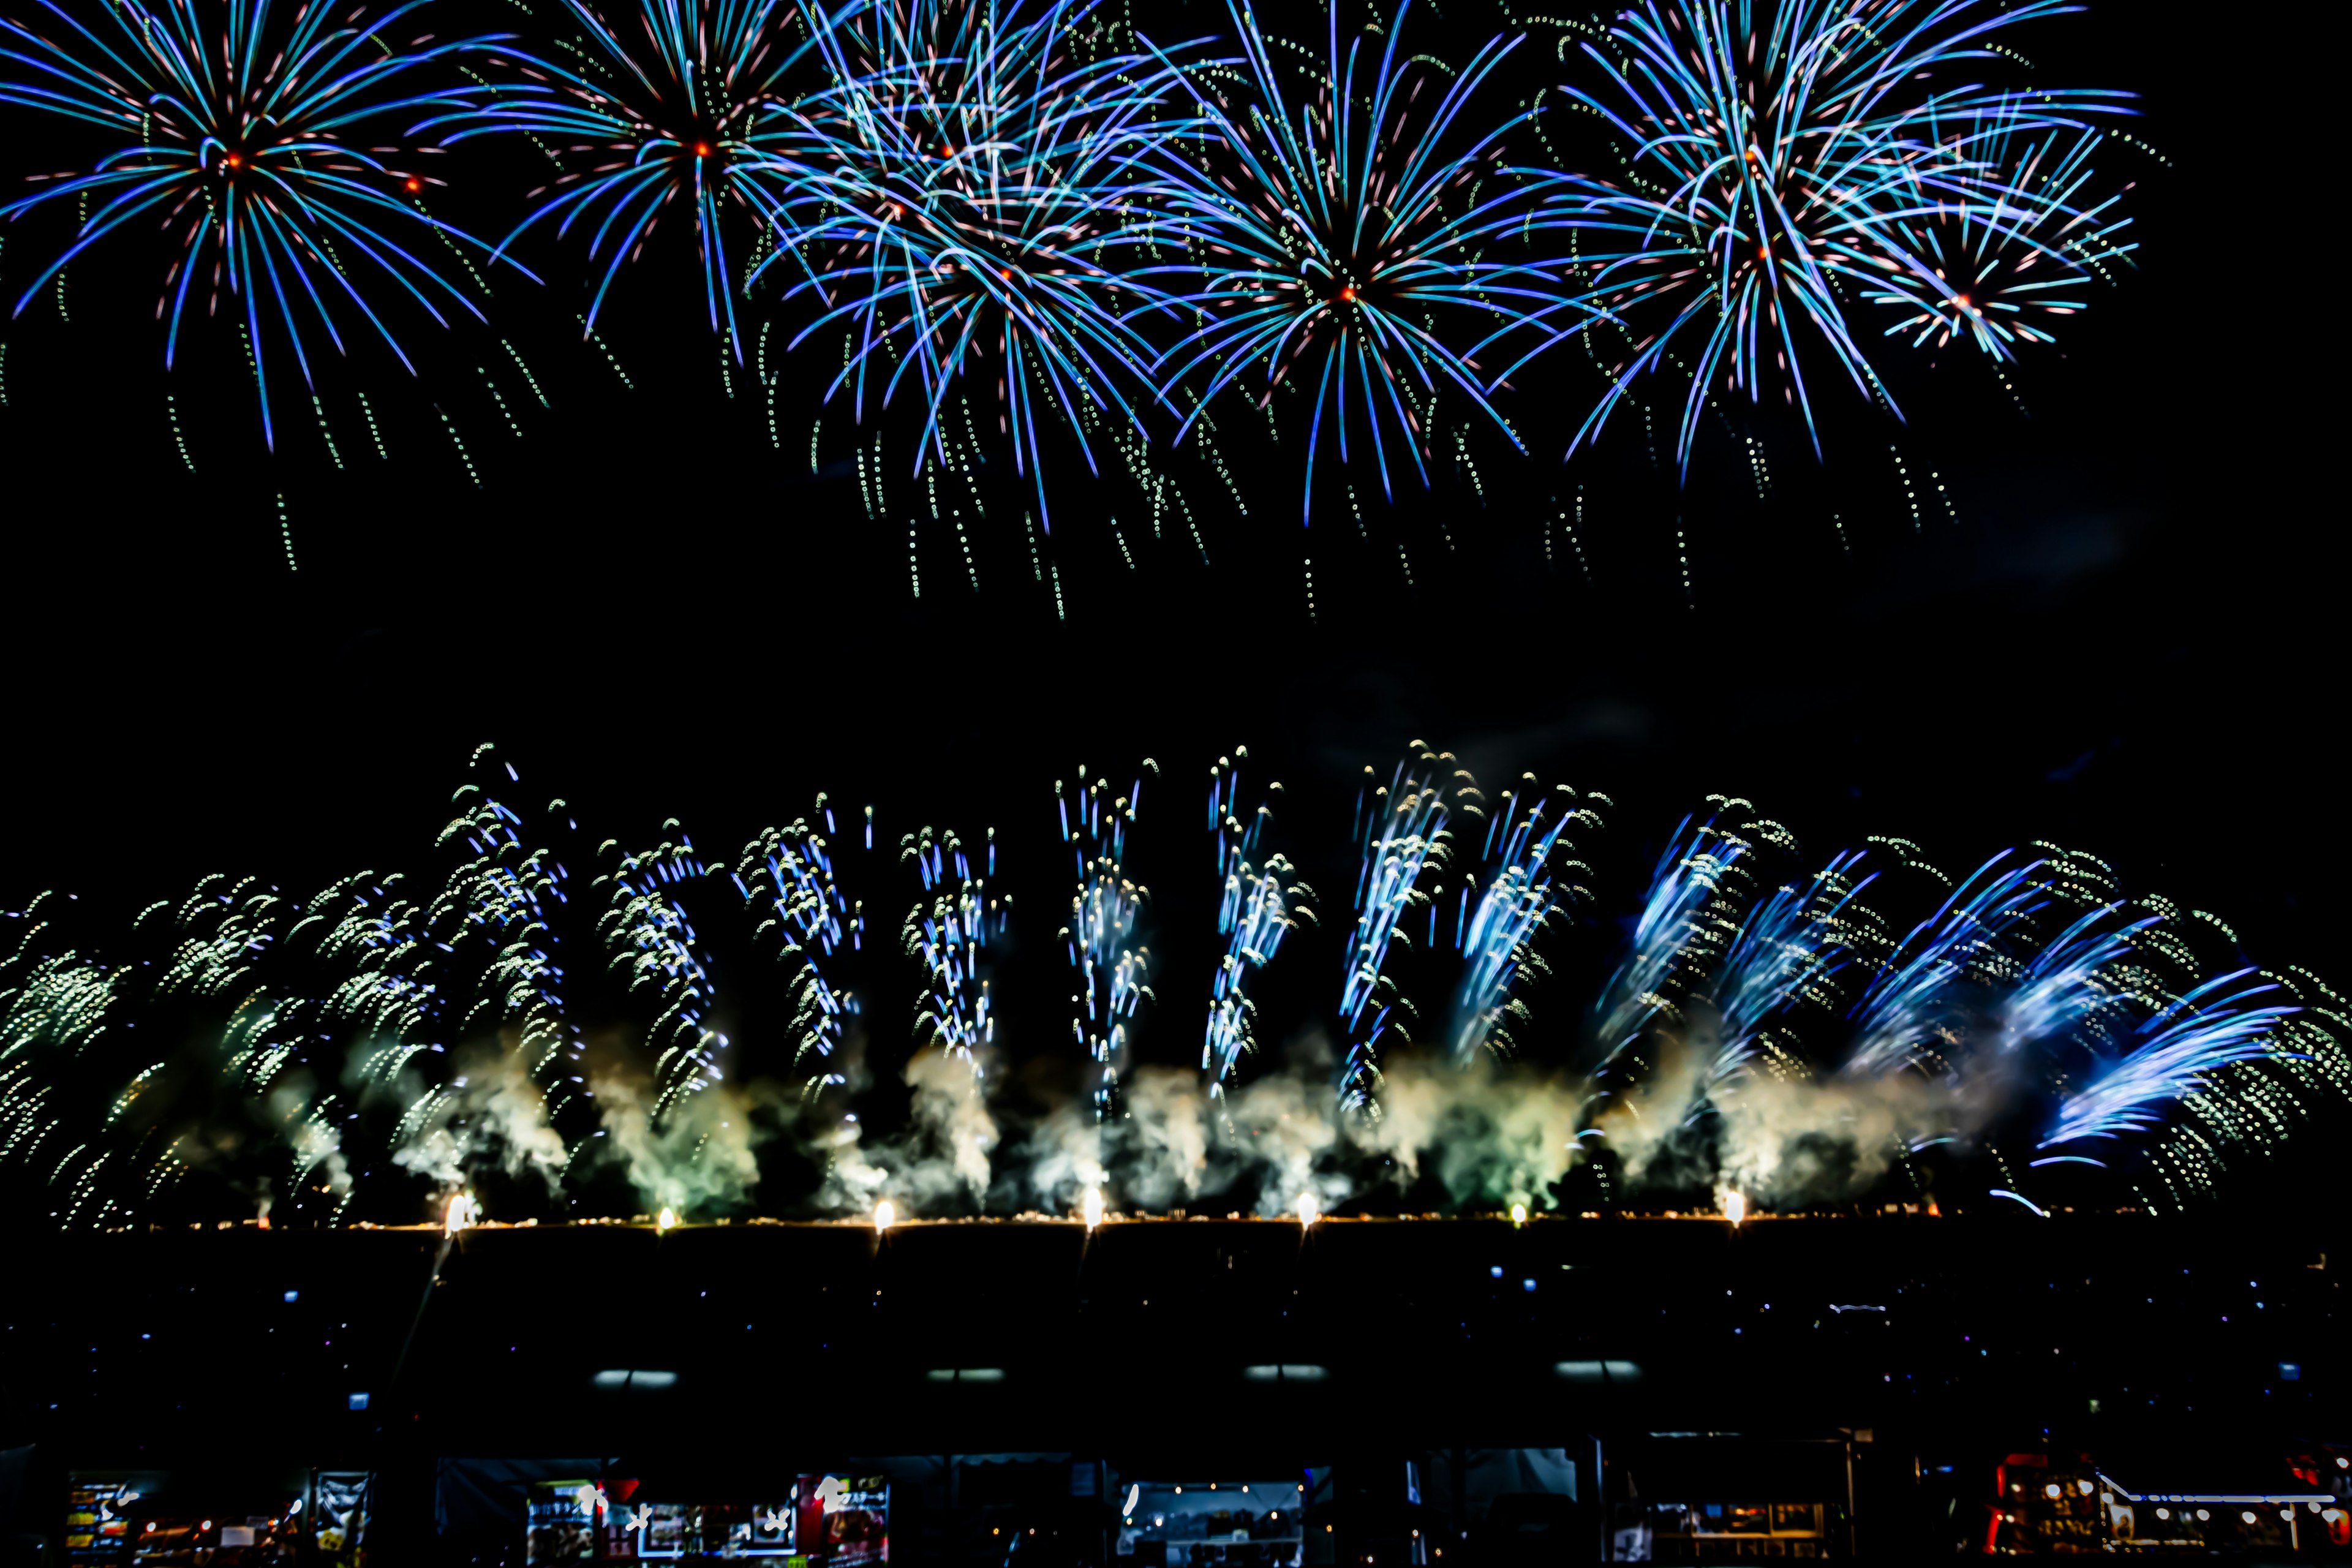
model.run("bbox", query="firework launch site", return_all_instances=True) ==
[1,1207,2342,1563]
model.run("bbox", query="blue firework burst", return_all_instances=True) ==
[1551,0,2132,474]
[764,0,1204,533]
[1145,0,1589,524]
[446,0,838,347]
[0,0,514,447]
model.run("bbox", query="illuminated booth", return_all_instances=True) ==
[62,1469,371,1565]
[522,1473,885,1564]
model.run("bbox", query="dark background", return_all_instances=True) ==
[0,0,2336,1159]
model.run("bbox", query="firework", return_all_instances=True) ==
[1146,0,1591,522]
[1702,849,1872,1085]
[1861,122,2136,360]
[736,805,862,1080]
[0,0,516,447]
[1841,849,2050,1076]
[1441,778,1596,1066]
[1548,0,2132,473]
[901,823,1002,1069]
[2039,971,2298,1154]
[769,0,1204,533]
[1592,809,1754,1060]
[3,755,2342,1231]
[1337,747,1457,1107]
[445,0,832,346]
[1057,763,1154,1115]
[1202,753,1310,1094]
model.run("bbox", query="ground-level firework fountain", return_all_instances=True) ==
[3,744,2343,1234]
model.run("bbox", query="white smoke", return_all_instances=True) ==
[905,1050,1000,1198]
[592,1068,775,1215]
[1350,1054,1588,1210]
[1593,1027,2027,1209]
[1119,1068,1213,1208]
[390,1047,569,1194]
[813,1050,1005,1212]
[1588,1036,1711,1188]
[1222,1071,1348,1215]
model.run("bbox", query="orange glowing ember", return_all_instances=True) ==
[1338,286,1355,302]
[404,177,421,192]
[694,142,712,157]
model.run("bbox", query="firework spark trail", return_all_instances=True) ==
[2040,970,2297,1153]
[1338,747,1457,1109]
[1842,849,2049,1076]
[3,760,2346,1227]
[1057,763,1154,1116]
[1443,779,1596,1066]
[0,0,522,446]
[1542,0,2133,474]
[735,806,861,1084]
[770,0,1207,535]
[600,825,727,1117]
[1208,749,1270,923]
[1703,848,1872,1087]
[901,823,1001,1069]
[372,752,576,1200]
[1202,753,1310,1096]
[1592,811,1753,1064]
[1144,0,1596,523]
[444,0,832,346]
[1993,900,2157,1057]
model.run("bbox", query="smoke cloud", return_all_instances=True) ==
[1349,1054,1588,1210]
[1593,1025,2025,1208]
[592,1068,778,1215]
[390,1046,569,1194]
[813,1050,1005,1212]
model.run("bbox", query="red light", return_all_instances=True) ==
[1339,286,1355,302]
[225,154,241,168]
[695,142,712,157]
[404,177,421,192]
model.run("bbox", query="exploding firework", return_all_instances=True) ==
[447,0,832,346]
[1861,123,2137,361]
[1147,0,1592,522]
[1548,0,2133,473]
[770,0,1204,533]
[0,0,517,447]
